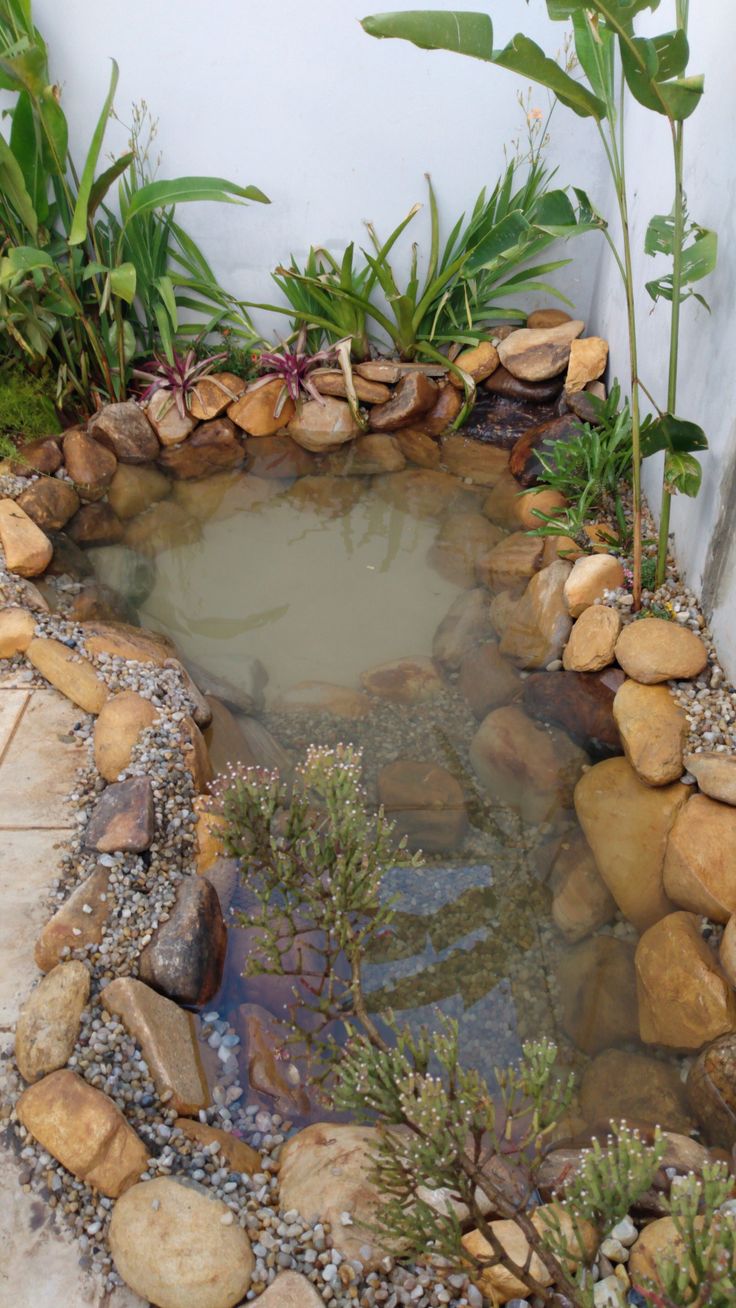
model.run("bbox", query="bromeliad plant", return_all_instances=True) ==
[132,347,228,419]
[257,328,368,428]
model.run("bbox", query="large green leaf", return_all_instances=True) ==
[88,151,134,217]
[361,11,493,58]
[9,90,47,223]
[641,413,708,456]
[69,59,119,244]
[664,450,702,497]
[0,131,38,235]
[547,0,661,19]
[122,177,270,228]
[109,261,136,303]
[493,34,607,118]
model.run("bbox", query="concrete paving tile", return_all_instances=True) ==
[0,828,71,1029]
[0,689,86,828]
[0,690,29,759]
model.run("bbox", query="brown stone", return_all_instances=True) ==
[180,715,213,792]
[360,656,443,704]
[88,401,160,463]
[499,559,572,668]
[123,498,201,555]
[158,417,244,480]
[15,961,90,1083]
[282,473,364,516]
[62,428,117,499]
[16,1069,147,1196]
[84,776,154,853]
[235,1003,313,1118]
[34,866,113,972]
[481,470,527,528]
[107,463,171,520]
[81,619,175,664]
[394,425,441,468]
[102,976,210,1115]
[312,368,391,404]
[457,641,521,718]
[432,588,492,670]
[614,680,687,786]
[193,798,228,874]
[476,530,544,595]
[145,390,195,447]
[355,359,403,384]
[369,372,437,431]
[564,555,626,617]
[636,912,736,1050]
[449,340,499,386]
[565,336,608,394]
[488,590,519,640]
[422,381,463,434]
[287,396,359,452]
[508,414,580,488]
[516,486,567,531]
[463,1205,596,1304]
[575,758,687,930]
[16,479,80,532]
[615,617,708,684]
[0,606,35,656]
[109,1176,254,1308]
[551,832,616,942]
[248,1273,324,1308]
[522,668,621,751]
[228,376,295,436]
[558,935,639,1055]
[439,434,508,486]
[563,605,622,672]
[685,752,736,807]
[203,695,258,772]
[325,433,405,475]
[498,319,585,381]
[69,581,132,624]
[720,914,736,987]
[243,433,317,478]
[275,681,370,717]
[94,691,158,782]
[377,759,467,853]
[428,512,505,587]
[581,1048,693,1134]
[663,793,736,921]
[190,371,246,421]
[140,876,226,1006]
[68,501,124,546]
[527,308,573,329]
[173,1119,260,1174]
[374,467,478,520]
[0,498,53,576]
[26,636,108,712]
[470,704,587,824]
[484,366,564,403]
[10,435,62,476]
[687,1033,736,1149]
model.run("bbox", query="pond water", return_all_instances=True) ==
[88,441,695,1142]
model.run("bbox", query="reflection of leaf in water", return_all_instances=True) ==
[185,606,289,638]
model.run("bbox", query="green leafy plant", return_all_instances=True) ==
[270,243,374,361]
[635,1163,736,1307]
[0,360,59,457]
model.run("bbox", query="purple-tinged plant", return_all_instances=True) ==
[132,348,228,419]
[256,326,342,415]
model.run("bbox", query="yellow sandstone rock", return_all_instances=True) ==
[0,498,53,576]
[26,636,108,713]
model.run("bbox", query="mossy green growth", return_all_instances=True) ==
[0,367,60,458]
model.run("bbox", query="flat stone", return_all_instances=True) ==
[35,865,112,972]
[228,376,295,436]
[564,554,626,617]
[499,559,572,668]
[235,1003,312,1118]
[102,976,210,1115]
[470,704,587,825]
[484,366,563,403]
[551,832,616,942]
[428,511,505,587]
[190,371,246,421]
[439,434,508,485]
[15,960,90,1083]
[563,605,622,672]
[10,435,62,476]
[476,530,544,595]
[575,757,687,929]
[94,691,158,782]
[242,434,317,478]
[377,759,467,853]
[16,479,80,532]
[139,876,226,1006]
[685,752,736,807]
[527,309,573,329]
[274,681,370,718]
[497,319,584,381]
[89,401,160,462]
[355,359,403,384]
[522,668,622,751]
[636,912,736,1049]
[615,617,708,684]
[360,656,444,704]
[26,637,108,713]
[107,462,171,520]
[457,640,521,718]
[250,1272,324,1308]
[81,619,175,664]
[422,381,463,434]
[558,935,639,1055]
[312,368,391,404]
[0,606,35,656]
[62,428,117,499]
[508,414,580,487]
[16,1068,148,1196]
[394,425,442,468]
[581,1048,693,1135]
[68,501,124,547]
[687,1033,736,1148]
[0,499,53,576]
[663,793,736,921]
[369,371,438,430]
[173,1119,260,1174]
[565,336,608,394]
[109,1176,254,1308]
[325,433,405,474]
[432,587,492,670]
[449,340,499,386]
[158,417,244,479]
[83,776,154,853]
[613,680,687,785]
[145,390,196,447]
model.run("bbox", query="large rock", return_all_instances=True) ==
[139,877,226,1006]
[360,656,443,704]
[274,681,370,718]
[563,605,621,672]
[228,376,295,435]
[432,587,492,670]
[685,752,736,807]
[81,619,174,664]
[558,935,639,1055]
[62,428,117,499]
[145,390,196,446]
[16,1069,147,1196]
[428,512,504,587]
[470,704,587,824]
[15,961,90,1083]
[16,479,80,532]
[325,433,405,474]
[88,401,160,463]
[26,636,108,713]
[158,418,244,479]
[84,543,156,607]
[574,758,687,930]
[613,680,687,786]
[369,372,437,430]
[312,368,391,404]
[476,530,544,595]
[522,668,622,752]
[102,976,210,1115]
[377,759,467,853]
[462,1205,596,1304]
[497,319,584,381]
[565,336,608,394]
[0,498,53,576]
[107,463,170,520]
[94,691,158,782]
[484,365,563,403]
[687,1033,736,1149]
[190,371,245,421]
[243,433,317,478]
[422,380,463,434]
[395,425,441,468]
[109,1176,254,1308]
[439,434,508,485]
[551,832,616,942]
[457,640,521,718]
[563,554,625,617]
[278,1124,394,1266]
[663,793,736,921]
[180,715,214,792]
[636,912,736,1049]
[10,434,62,476]
[287,396,359,451]
[0,606,35,657]
[499,559,572,668]
[373,467,477,520]
[615,617,708,684]
[488,590,519,640]
[34,866,113,971]
[67,501,124,547]
[83,776,154,853]
[581,1048,693,1135]
[448,340,499,386]
[508,414,580,487]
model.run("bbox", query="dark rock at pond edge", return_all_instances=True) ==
[88,401,160,464]
[10,435,63,477]
[16,478,80,531]
[368,372,439,432]
[461,392,559,450]
[687,1033,736,1149]
[68,501,124,547]
[83,776,154,853]
[557,935,640,1055]
[44,531,94,580]
[522,668,624,756]
[508,414,581,488]
[139,877,226,1006]
[157,417,244,480]
[565,388,604,425]
[484,366,564,405]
